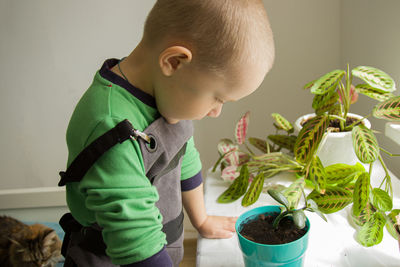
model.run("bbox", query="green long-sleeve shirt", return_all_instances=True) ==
[64,59,202,265]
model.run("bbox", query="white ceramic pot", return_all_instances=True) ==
[294,113,371,168]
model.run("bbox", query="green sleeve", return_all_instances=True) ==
[180,136,202,180]
[77,116,166,265]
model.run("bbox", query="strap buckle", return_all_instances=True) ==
[130,129,151,144]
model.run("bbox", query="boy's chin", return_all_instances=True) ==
[164,117,180,124]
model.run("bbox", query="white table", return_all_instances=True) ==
[196,163,400,267]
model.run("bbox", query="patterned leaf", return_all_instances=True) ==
[372,188,392,212]
[312,85,339,114]
[386,209,400,240]
[353,172,370,217]
[357,212,385,247]
[310,70,345,95]
[242,173,265,207]
[268,135,297,152]
[352,125,379,164]
[217,165,249,203]
[350,202,374,226]
[271,113,294,133]
[307,186,353,214]
[308,156,326,194]
[221,165,240,181]
[372,95,400,121]
[352,66,396,92]
[294,115,329,164]
[248,137,269,153]
[355,84,395,102]
[283,177,305,209]
[235,111,250,144]
[325,162,365,185]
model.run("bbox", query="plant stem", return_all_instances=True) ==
[273,210,290,229]
[378,154,393,197]
[344,114,372,131]
[380,147,400,157]
[211,149,236,172]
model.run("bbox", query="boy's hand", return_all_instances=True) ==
[197,215,237,239]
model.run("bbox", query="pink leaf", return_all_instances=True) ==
[339,84,358,104]
[235,111,250,145]
[224,151,239,166]
[217,139,238,155]
[221,165,240,181]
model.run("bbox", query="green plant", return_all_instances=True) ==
[213,65,400,247]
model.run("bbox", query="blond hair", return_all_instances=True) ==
[143,0,275,72]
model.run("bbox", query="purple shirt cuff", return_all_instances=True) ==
[121,246,172,267]
[181,171,203,191]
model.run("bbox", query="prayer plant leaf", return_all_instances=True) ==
[267,189,290,210]
[352,172,370,217]
[372,188,393,212]
[271,113,294,133]
[352,125,379,164]
[268,135,297,152]
[283,177,305,210]
[307,186,353,214]
[357,212,385,247]
[355,84,395,102]
[372,95,400,121]
[248,137,269,153]
[352,66,396,93]
[221,165,240,182]
[217,165,249,203]
[235,111,250,145]
[308,156,327,194]
[242,173,265,207]
[386,209,400,240]
[293,210,306,229]
[350,202,373,226]
[306,199,328,222]
[310,70,345,95]
[294,115,329,164]
[325,162,365,185]
[312,84,339,115]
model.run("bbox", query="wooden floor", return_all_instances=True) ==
[180,238,197,267]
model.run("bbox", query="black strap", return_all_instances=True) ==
[58,119,136,186]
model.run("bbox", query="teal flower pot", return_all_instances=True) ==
[236,206,310,267]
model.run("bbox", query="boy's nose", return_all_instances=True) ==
[207,104,223,118]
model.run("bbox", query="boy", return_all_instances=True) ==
[59,0,274,266]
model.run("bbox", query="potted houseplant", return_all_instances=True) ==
[213,65,400,264]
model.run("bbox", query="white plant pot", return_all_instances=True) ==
[294,113,371,168]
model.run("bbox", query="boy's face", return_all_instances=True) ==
[154,61,268,124]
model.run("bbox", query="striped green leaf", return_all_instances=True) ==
[352,125,379,164]
[353,172,370,217]
[307,186,353,214]
[308,156,327,194]
[355,84,395,102]
[268,135,297,152]
[283,177,305,209]
[372,95,400,121]
[372,188,392,212]
[217,165,249,203]
[352,66,396,92]
[386,209,400,240]
[357,212,385,247]
[325,163,365,185]
[248,137,269,153]
[310,70,345,95]
[271,113,294,133]
[312,86,339,114]
[350,202,373,226]
[242,173,265,207]
[294,115,328,164]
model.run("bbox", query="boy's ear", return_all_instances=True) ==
[159,46,192,76]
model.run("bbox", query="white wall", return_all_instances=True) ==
[0,0,399,191]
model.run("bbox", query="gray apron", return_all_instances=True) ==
[64,117,194,267]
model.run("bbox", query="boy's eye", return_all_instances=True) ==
[215,97,224,104]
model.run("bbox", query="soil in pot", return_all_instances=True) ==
[239,212,307,245]
[301,116,362,133]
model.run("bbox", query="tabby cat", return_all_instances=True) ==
[0,215,62,267]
